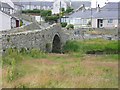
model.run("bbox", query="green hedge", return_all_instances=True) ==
[22,10,52,17]
[22,9,41,13]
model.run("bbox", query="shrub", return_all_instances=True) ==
[3,48,23,66]
[20,20,23,26]
[46,43,51,52]
[66,24,74,30]
[45,16,59,23]
[61,22,67,27]
[63,41,80,53]
[28,49,47,58]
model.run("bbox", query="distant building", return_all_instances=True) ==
[0,1,21,31]
[61,4,94,28]
[20,1,53,10]
[52,0,91,14]
[17,0,91,14]
[0,1,13,31]
[11,16,20,28]
[92,2,119,29]
[61,2,120,29]
[52,0,68,14]
[13,2,23,14]
[0,2,14,15]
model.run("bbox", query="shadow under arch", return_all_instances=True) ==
[52,34,61,53]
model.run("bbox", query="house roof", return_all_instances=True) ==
[93,10,118,19]
[71,1,91,10]
[13,2,24,7]
[68,9,96,19]
[68,2,120,19]
[93,2,120,19]
[101,2,119,10]
[1,2,13,9]
[20,1,53,7]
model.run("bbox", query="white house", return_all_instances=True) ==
[61,5,93,28]
[0,2,14,15]
[0,0,21,31]
[1,0,14,14]
[92,2,119,29]
[0,10,11,31]
[52,0,67,14]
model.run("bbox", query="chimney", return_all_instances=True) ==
[97,4,100,12]
[82,4,85,12]
[69,0,72,7]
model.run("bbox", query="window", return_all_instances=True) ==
[83,19,87,25]
[75,19,82,24]
[108,19,113,23]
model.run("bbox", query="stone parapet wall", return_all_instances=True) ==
[2,23,70,52]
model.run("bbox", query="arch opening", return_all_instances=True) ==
[52,34,61,53]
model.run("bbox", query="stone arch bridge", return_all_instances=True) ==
[2,23,71,53]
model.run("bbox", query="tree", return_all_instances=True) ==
[61,8,65,12]
[65,7,74,14]
[40,10,52,17]
[61,22,67,27]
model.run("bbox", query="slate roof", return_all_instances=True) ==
[71,1,91,10]
[13,2,24,7]
[101,2,119,10]
[93,10,118,19]
[20,1,53,7]
[68,2,120,19]
[69,9,96,19]
[1,2,13,9]
[93,2,120,19]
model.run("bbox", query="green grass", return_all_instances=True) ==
[2,39,119,88]
[63,38,119,54]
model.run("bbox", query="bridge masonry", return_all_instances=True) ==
[2,23,70,53]
[2,23,117,53]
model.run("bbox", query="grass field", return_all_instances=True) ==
[2,39,119,88]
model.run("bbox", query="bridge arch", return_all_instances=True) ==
[52,34,61,53]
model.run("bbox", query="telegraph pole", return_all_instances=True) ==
[39,1,41,25]
[0,1,1,10]
[29,1,31,10]
[96,0,98,8]
[59,1,61,23]
[91,5,92,28]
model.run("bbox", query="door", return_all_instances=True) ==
[97,19,103,28]
[16,20,19,27]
